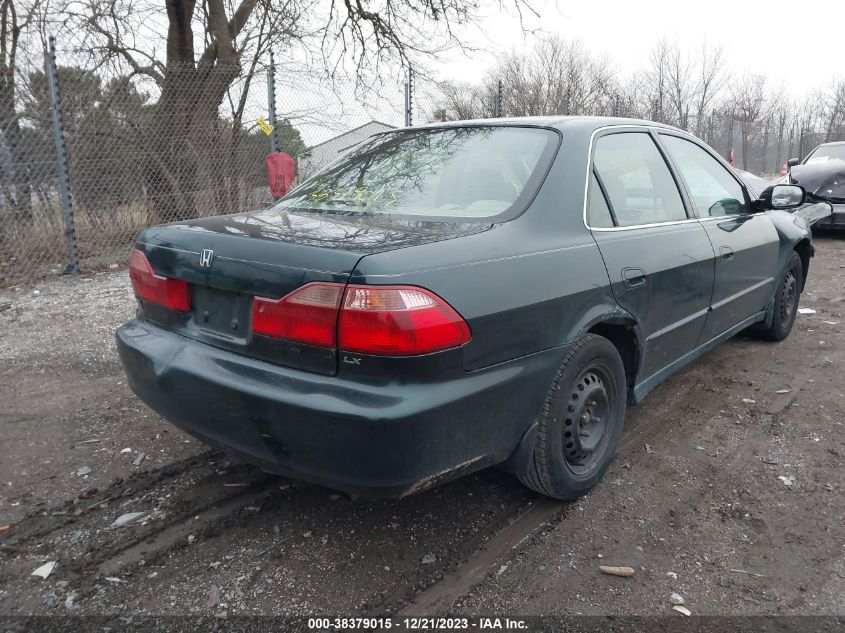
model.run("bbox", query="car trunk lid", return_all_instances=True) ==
[134,208,490,375]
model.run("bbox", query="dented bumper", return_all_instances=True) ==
[116,319,561,496]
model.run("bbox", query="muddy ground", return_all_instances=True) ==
[0,237,843,618]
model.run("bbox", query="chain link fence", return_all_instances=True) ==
[2,36,845,287]
[701,117,845,178]
[0,39,436,286]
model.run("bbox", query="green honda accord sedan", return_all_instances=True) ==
[117,117,826,499]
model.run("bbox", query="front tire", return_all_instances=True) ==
[518,334,626,500]
[756,251,803,342]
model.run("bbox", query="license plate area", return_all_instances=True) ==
[192,286,252,342]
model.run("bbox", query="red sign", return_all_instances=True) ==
[266,152,296,198]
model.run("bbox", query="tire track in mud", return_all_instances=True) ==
[5,450,219,542]
[95,484,274,578]
[0,449,277,594]
[0,339,819,616]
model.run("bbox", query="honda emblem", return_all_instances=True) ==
[200,249,214,268]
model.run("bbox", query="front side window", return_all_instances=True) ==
[592,132,687,227]
[275,127,559,221]
[660,135,748,217]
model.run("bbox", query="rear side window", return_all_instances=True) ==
[593,132,687,227]
[275,126,560,221]
[660,135,748,217]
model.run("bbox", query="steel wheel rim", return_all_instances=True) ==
[562,366,613,475]
[780,269,797,326]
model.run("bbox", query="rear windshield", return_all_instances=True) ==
[275,126,559,221]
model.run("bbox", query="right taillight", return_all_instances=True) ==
[251,283,470,356]
[338,285,471,355]
[129,249,191,312]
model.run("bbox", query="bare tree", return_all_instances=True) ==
[692,42,726,137]
[432,79,495,121]
[728,73,779,169]
[435,35,617,121]
[823,80,845,141]
[59,0,535,223]
[646,39,727,132]
[642,37,671,123]
[0,0,39,225]
[793,91,823,158]
[771,101,791,174]
[665,39,690,128]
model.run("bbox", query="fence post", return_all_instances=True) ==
[44,36,79,276]
[404,66,413,127]
[494,80,503,118]
[727,118,735,163]
[787,124,795,161]
[267,50,277,153]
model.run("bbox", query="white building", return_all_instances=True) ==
[299,120,396,178]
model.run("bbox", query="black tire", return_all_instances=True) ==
[756,252,803,342]
[518,334,627,500]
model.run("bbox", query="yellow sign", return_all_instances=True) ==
[257,116,274,136]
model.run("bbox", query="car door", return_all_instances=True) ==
[588,129,716,382]
[657,133,780,343]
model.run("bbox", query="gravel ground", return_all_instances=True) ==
[0,237,843,618]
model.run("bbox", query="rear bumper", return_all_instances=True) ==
[116,320,563,496]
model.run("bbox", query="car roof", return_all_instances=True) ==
[405,115,683,135]
[815,141,845,147]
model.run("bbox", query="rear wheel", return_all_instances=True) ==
[518,334,626,500]
[755,252,803,342]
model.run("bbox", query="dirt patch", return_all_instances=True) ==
[0,237,843,617]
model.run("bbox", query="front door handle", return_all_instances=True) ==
[719,246,734,262]
[622,267,647,288]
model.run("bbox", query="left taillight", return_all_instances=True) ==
[128,249,191,312]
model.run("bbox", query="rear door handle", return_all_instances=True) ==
[719,246,734,262]
[622,267,647,288]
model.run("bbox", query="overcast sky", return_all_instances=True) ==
[434,0,843,92]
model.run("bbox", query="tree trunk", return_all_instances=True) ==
[143,64,238,225]
[2,116,32,222]
[760,119,770,174]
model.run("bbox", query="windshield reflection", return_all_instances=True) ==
[274,126,557,221]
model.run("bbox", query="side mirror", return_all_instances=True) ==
[787,157,800,167]
[754,184,806,211]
